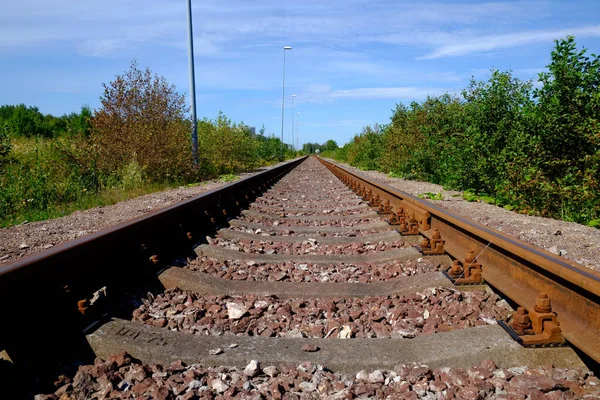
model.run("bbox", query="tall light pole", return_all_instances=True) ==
[291,94,296,150]
[280,46,292,153]
[296,111,300,151]
[186,0,198,164]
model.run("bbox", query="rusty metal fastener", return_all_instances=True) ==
[378,200,392,215]
[454,250,483,284]
[535,292,552,313]
[512,294,564,346]
[399,213,420,235]
[422,229,445,255]
[388,206,404,225]
[448,260,463,279]
[187,232,193,240]
[511,307,532,335]
[370,194,381,207]
[149,255,160,264]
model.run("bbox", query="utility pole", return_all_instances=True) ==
[280,46,292,154]
[291,94,296,150]
[186,0,198,164]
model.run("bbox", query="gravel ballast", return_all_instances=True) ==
[37,353,600,399]
[187,257,440,282]
[131,288,511,339]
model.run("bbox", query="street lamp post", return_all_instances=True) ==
[186,0,198,164]
[291,94,296,150]
[296,112,300,151]
[280,46,292,154]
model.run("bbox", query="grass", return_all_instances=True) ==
[0,182,177,228]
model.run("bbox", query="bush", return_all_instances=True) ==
[0,129,10,160]
[323,37,600,225]
[197,112,260,177]
[91,61,193,183]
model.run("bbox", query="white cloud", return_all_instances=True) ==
[419,25,600,59]
[298,84,448,103]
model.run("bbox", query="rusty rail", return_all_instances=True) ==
[318,157,600,363]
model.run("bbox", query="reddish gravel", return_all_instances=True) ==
[254,197,364,209]
[241,216,381,228]
[229,225,391,237]
[248,204,369,216]
[209,236,408,255]
[37,353,600,399]
[131,288,511,338]
[187,257,439,282]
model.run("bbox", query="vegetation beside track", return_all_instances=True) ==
[0,62,299,228]
[321,37,600,227]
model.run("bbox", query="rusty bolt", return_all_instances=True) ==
[420,237,430,249]
[534,293,552,313]
[512,307,531,334]
[432,229,441,240]
[149,255,160,264]
[449,260,462,278]
[465,250,476,264]
[187,232,193,240]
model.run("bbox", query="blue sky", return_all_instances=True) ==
[2,1,600,146]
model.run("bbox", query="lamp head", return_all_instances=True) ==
[284,46,292,50]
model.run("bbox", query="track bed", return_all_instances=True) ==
[2,157,598,399]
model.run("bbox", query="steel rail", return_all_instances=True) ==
[0,157,306,293]
[318,157,600,363]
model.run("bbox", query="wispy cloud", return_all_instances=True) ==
[298,84,449,103]
[419,25,600,59]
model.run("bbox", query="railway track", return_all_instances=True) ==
[1,156,600,399]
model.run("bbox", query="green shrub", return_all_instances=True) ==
[320,37,600,224]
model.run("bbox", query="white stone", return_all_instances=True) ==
[299,381,317,392]
[243,360,260,377]
[338,325,352,339]
[368,370,385,383]
[508,367,527,375]
[355,370,369,381]
[211,378,229,393]
[254,300,269,309]
[393,328,417,338]
[226,302,247,320]
[188,380,202,390]
[283,328,303,338]
[208,348,223,355]
[548,245,559,255]
[423,309,430,319]
[263,366,278,377]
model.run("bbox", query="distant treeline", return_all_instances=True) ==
[302,140,338,154]
[0,104,92,138]
[322,37,600,226]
